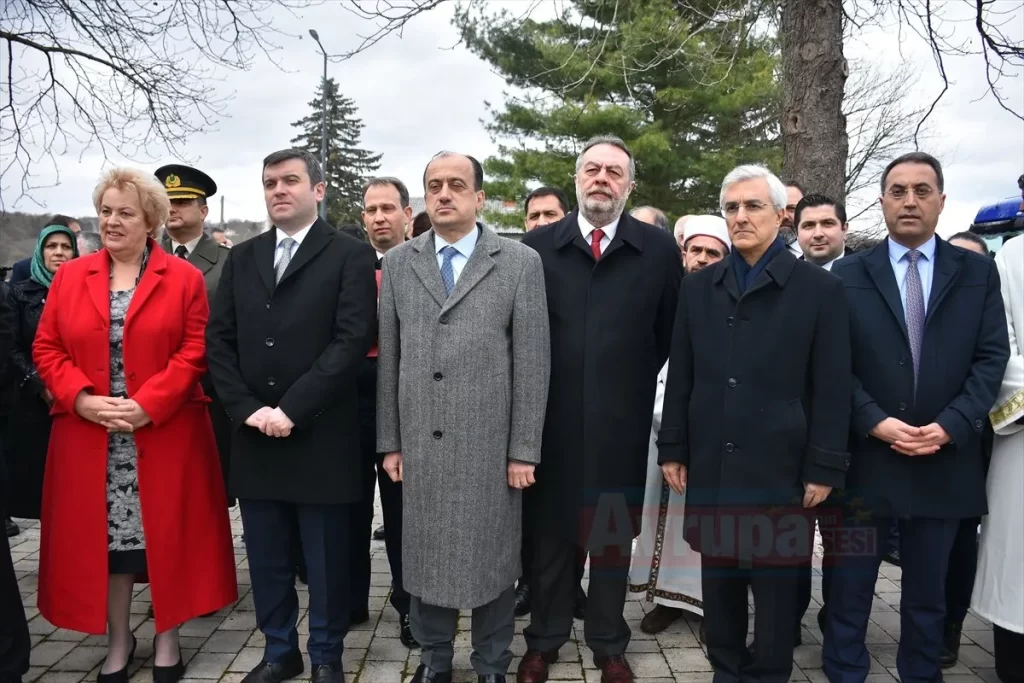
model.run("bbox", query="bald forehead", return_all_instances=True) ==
[425,154,475,185]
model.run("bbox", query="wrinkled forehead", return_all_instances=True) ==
[786,186,803,205]
[884,162,939,189]
[723,178,772,203]
[425,155,474,184]
[580,144,630,171]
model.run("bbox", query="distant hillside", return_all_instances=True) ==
[0,212,267,268]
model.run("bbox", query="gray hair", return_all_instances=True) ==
[631,206,669,230]
[575,135,636,182]
[77,231,103,254]
[363,176,411,208]
[719,164,787,211]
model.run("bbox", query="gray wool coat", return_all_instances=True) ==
[376,225,551,609]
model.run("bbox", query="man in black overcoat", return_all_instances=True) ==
[658,165,852,683]
[517,135,683,683]
[207,148,377,683]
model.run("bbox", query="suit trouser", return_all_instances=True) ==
[519,518,586,588]
[524,532,631,657]
[795,505,842,631]
[240,499,353,666]
[351,357,409,617]
[411,586,515,676]
[823,516,958,683]
[944,517,980,626]
[702,555,800,683]
[0,496,30,683]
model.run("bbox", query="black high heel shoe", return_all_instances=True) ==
[152,648,185,683]
[97,635,137,683]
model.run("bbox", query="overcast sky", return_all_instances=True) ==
[3,1,1022,237]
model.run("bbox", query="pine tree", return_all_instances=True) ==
[291,78,382,226]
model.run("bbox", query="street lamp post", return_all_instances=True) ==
[309,29,328,220]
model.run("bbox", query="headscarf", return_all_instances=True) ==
[30,225,79,288]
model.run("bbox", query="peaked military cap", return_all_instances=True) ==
[154,164,217,200]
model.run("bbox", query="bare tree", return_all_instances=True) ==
[0,0,318,208]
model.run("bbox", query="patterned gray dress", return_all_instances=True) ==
[106,287,147,573]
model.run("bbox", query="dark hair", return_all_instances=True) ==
[1017,174,1023,190]
[525,186,570,216]
[794,193,847,228]
[424,152,484,192]
[412,211,432,237]
[947,231,991,257]
[338,224,366,242]
[262,148,324,186]
[781,179,805,195]
[880,152,944,194]
[45,214,78,229]
[363,177,411,209]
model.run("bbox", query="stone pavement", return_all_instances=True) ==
[11,500,999,683]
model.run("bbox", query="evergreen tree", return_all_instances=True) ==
[291,78,382,226]
[454,0,780,230]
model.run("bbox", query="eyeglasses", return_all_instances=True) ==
[722,200,769,217]
[885,185,935,200]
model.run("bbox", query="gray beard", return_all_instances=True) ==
[779,226,797,245]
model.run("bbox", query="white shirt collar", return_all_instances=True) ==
[276,221,315,248]
[435,225,480,257]
[578,212,620,243]
[171,234,203,255]
[888,233,937,263]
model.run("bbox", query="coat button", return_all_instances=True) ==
[975,419,984,429]
[439,315,449,325]
[899,356,908,366]
[727,317,735,327]
[266,338,275,347]
[128,372,136,380]
[898,402,907,411]
[433,430,443,439]
[265,302,271,310]
[267,377,276,387]
[725,442,735,452]
[433,372,443,381]
[727,378,737,388]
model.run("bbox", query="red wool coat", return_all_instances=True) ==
[33,242,238,634]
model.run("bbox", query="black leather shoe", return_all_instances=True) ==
[940,620,963,668]
[98,635,137,683]
[514,583,532,617]
[477,675,506,683]
[410,664,452,683]
[399,613,419,648]
[152,651,185,683]
[311,662,344,683]
[241,655,304,683]
[5,517,19,538]
[372,525,386,541]
[573,584,587,620]
[349,609,370,626]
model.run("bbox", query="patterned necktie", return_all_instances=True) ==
[275,237,296,284]
[590,228,605,261]
[174,245,189,259]
[439,245,458,297]
[904,249,925,389]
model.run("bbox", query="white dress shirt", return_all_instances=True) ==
[435,226,479,285]
[170,235,202,257]
[888,234,936,315]
[578,213,620,255]
[275,222,315,269]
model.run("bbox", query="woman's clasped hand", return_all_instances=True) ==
[73,392,152,432]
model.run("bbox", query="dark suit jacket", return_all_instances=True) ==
[832,237,1009,519]
[521,210,682,543]
[658,248,852,561]
[9,258,30,285]
[206,219,377,504]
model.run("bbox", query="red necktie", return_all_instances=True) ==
[590,228,605,261]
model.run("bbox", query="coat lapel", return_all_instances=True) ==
[410,232,447,308]
[277,219,331,286]
[926,238,961,325]
[441,227,499,315]
[254,230,277,294]
[126,240,165,327]
[189,234,219,276]
[713,257,742,303]
[86,251,112,325]
[864,240,909,341]
[554,211,594,261]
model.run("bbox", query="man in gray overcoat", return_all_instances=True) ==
[376,151,551,683]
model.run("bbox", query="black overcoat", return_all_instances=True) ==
[206,219,377,504]
[521,211,682,546]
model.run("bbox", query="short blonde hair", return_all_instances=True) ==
[92,167,170,236]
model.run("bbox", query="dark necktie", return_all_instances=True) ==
[174,245,189,259]
[590,228,605,261]
[904,249,925,390]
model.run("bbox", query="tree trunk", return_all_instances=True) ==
[780,0,848,202]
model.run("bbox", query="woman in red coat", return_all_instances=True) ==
[33,167,237,683]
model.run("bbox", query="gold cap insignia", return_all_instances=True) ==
[165,174,181,189]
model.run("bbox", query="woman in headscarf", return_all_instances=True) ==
[4,224,78,520]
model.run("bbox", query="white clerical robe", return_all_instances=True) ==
[629,362,703,615]
[972,234,1024,634]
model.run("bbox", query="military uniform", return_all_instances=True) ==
[155,164,233,505]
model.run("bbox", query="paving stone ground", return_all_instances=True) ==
[11,495,999,683]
